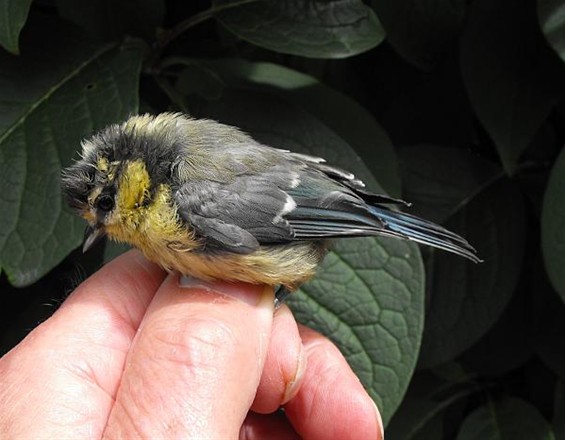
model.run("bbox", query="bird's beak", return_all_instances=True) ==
[83,225,105,253]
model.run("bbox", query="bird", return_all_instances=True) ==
[61,113,479,306]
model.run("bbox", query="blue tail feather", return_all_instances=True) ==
[368,206,480,263]
[287,199,480,262]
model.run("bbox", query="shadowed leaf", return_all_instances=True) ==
[0,0,33,54]
[461,0,565,174]
[538,0,565,63]
[542,146,565,303]
[371,0,467,69]
[57,0,165,41]
[0,19,143,286]
[418,179,526,367]
[214,0,385,58]
[456,398,555,440]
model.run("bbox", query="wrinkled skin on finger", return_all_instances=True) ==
[0,251,383,440]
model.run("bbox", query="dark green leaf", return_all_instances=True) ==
[189,88,425,423]
[460,281,532,376]
[456,398,555,440]
[373,57,476,149]
[538,0,565,63]
[214,0,385,58]
[387,371,474,440]
[534,272,565,380]
[175,64,224,101]
[407,414,444,440]
[182,59,401,196]
[418,179,526,367]
[399,145,501,224]
[0,19,143,286]
[370,0,467,69]
[460,0,565,174]
[0,0,32,54]
[57,0,165,41]
[518,121,560,217]
[542,146,565,303]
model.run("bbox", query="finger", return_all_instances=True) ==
[103,275,275,439]
[240,411,300,440]
[251,305,306,414]
[284,325,384,440]
[0,250,166,439]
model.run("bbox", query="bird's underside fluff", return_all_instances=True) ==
[62,113,480,303]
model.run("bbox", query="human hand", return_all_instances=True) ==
[0,250,383,439]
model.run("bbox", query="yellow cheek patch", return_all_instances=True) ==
[117,160,151,210]
[145,185,180,235]
[106,181,197,253]
[101,158,198,254]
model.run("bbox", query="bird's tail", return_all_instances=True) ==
[368,205,481,263]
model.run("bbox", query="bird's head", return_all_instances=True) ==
[61,144,153,251]
[60,114,182,251]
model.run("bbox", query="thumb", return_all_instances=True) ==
[103,274,274,439]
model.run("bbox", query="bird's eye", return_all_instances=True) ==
[96,195,114,212]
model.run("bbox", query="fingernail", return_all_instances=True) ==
[179,276,273,306]
[373,400,384,440]
[282,343,307,404]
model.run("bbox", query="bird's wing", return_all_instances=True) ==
[172,144,392,253]
[174,160,298,253]
[172,144,479,262]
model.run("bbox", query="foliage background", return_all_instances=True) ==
[1,0,564,437]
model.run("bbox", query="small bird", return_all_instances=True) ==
[62,113,479,305]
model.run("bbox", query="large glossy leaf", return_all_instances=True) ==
[461,0,565,174]
[0,19,143,286]
[213,0,385,58]
[181,59,401,196]
[456,398,555,440]
[57,0,165,41]
[0,0,33,54]
[538,0,565,63]
[542,146,565,303]
[292,237,424,424]
[418,179,526,368]
[370,0,467,69]
[184,88,425,423]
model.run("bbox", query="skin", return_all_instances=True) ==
[0,250,383,439]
